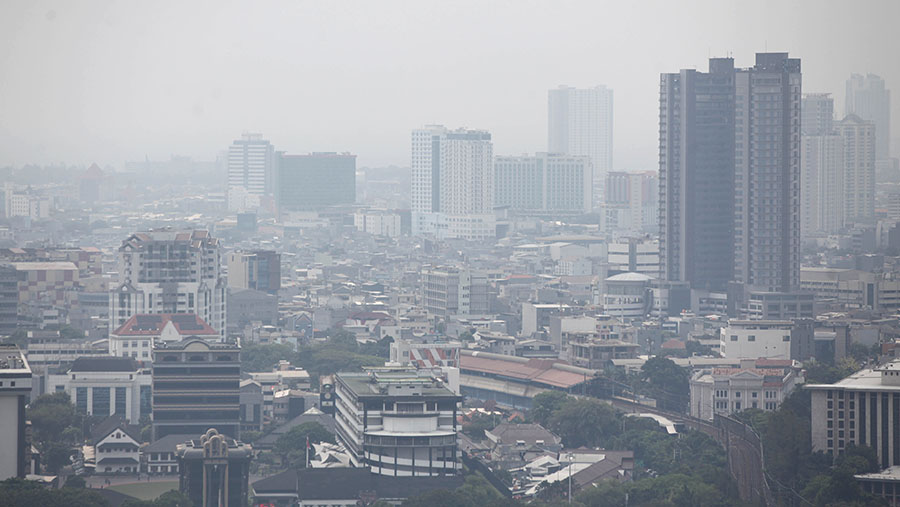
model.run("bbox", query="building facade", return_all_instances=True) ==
[801,133,844,235]
[333,369,461,477]
[548,85,613,205]
[411,126,494,239]
[0,345,31,480]
[493,153,591,214]
[278,153,356,211]
[227,250,281,294]
[109,313,220,360]
[845,73,891,161]
[807,361,900,466]
[152,339,241,441]
[689,358,801,420]
[177,428,252,507]
[227,133,277,211]
[422,266,490,318]
[835,114,876,225]
[47,356,151,424]
[109,230,226,340]
[719,320,794,359]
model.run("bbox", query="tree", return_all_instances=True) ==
[275,422,335,468]
[241,343,295,373]
[640,356,689,412]
[28,392,81,443]
[43,442,75,474]
[328,329,359,351]
[63,476,86,489]
[0,478,107,507]
[547,398,620,448]
[123,489,195,507]
[530,391,569,427]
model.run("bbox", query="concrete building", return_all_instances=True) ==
[422,266,489,318]
[807,361,900,466]
[602,171,658,234]
[846,73,891,161]
[110,230,226,340]
[109,313,220,361]
[411,126,495,239]
[354,210,403,238]
[91,416,141,474]
[521,302,571,337]
[0,345,31,480]
[836,115,877,225]
[602,272,653,320]
[227,133,276,211]
[801,133,845,235]
[493,153,592,214]
[152,339,241,441]
[226,288,278,328]
[548,85,613,205]
[484,423,563,470]
[227,250,280,294]
[277,152,356,211]
[802,93,834,136]
[719,320,794,360]
[12,261,79,317]
[606,237,660,277]
[333,369,461,477]
[689,358,802,420]
[176,428,252,507]
[47,356,151,423]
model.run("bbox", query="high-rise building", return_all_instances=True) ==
[277,152,356,211]
[835,115,877,225]
[660,53,802,301]
[802,93,834,136]
[603,171,659,234]
[0,345,31,480]
[152,339,241,441]
[333,369,461,476]
[548,85,613,205]
[801,133,844,235]
[227,133,276,211]
[846,74,891,160]
[109,230,226,340]
[493,153,591,214]
[411,126,494,239]
[226,250,281,294]
[422,266,490,318]
[733,53,802,294]
[659,57,736,292]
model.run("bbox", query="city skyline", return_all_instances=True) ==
[1,1,898,170]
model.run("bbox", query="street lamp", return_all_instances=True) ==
[567,452,575,504]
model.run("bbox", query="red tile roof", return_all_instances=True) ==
[112,313,218,336]
[460,353,591,389]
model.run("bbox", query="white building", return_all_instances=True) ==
[493,153,592,214]
[0,345,31,480]
[353,210,403,238]
[689,358,802,420]
[807,361,900,464]
[603,272,653,320]
[548,85,614,206]
[91,418,141,474]
[47,356,151,424]
[607,237,660,278]
[719,320,794,360]
[333,369,461,476]
[801,134,845,236]
[836,115,876,225]
[109,313,220,360]
[109,230,226,339]
[227,133,276,211]
[411,126,494,239]
[603,171,658,234]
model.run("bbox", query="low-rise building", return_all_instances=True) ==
[719,320,794,359]
[47,356,151,423]
[143,433,193,475]
[334,368,461,477]
[90,416,140,474]
[689,358,803,420]
[109,313,219,360]
[484,423,563,470]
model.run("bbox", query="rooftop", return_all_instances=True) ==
[71,356,138,373]
[113,313,219,336]
[460,350,595,389]
[337,371,459,399]
[806,361,900,392]
[0,345,29,373]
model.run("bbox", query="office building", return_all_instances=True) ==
[411,126,494,239]
[807,361,900,466]
[48,356,151,423]
[835,115,877,225]
[227,133,276,211]
[719,320,796,360]
[333,369,462,476]
[846,74,891,161]
[109,313,220,360]
[689,358,802,420]
[548,85,613,204]
[176,428,252,507]
[423,266,490,318]
[0,345,31,480]
[109,230,226,340]
[493,153,591,214]
[277,152,356,211]
[226,250,281,294]
[152,339,241,441]
[659,58,736,292]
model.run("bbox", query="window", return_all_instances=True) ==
[748,335,756,342]
[730,335,738,341]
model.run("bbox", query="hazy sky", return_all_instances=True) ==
[1,0,898,170]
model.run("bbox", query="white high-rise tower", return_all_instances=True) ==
[548,85,613,206]
[227,133,276,211]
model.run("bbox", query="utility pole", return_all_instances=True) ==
[567,453,575,504]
